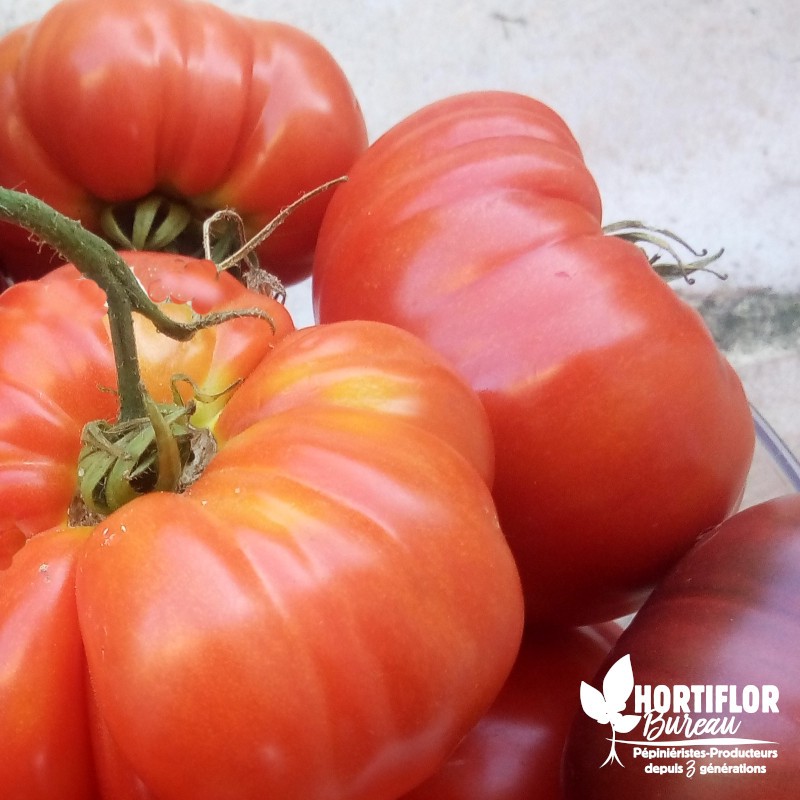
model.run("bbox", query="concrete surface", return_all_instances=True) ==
[1,0,797,491]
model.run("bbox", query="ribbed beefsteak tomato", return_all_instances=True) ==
[312,90,755,625]
[0,0,368,285]
[0,252,523,799]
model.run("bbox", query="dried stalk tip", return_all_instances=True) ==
[603,220,726,284]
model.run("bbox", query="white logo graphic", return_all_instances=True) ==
[579,655,781,777]
[580,654,641,766]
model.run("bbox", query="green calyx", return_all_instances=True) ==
[99,193,265,263]
[78,393,197,518]
[101,194,194,252]
[98,193,270,280]
[76,376,236,519]
[99,177,348,298]
[98,193,267,268]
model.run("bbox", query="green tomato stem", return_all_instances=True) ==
[0,187,275,517]
[0,188,275,421]
[0,188,153,420]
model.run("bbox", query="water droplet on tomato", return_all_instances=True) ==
[147,279,170,303]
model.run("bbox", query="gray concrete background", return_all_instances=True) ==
[1,0,798,495]
[3,1,798,294]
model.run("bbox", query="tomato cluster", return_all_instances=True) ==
[0,1,793,799]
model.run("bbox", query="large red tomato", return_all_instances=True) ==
[0,0,368,285]
[562,493,800,799]
[0,252,523,799]
[402,622,621,800]
[312,90,755,625]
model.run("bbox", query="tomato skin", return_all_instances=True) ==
[562,494,800,799]
[0,254,523,799]
[0,0,367,284]
[402,622,621,800]
[312,90,755,625]
[214,318,496,486]
[0,526,98,799]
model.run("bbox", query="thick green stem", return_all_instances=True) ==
[105,287,148,420]
[0,189,153,420]
[0,188,275,421]
[0,187,275,517]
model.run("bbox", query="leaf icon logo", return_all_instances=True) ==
[580,654,641,766]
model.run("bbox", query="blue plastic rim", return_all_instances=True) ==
[751,405,800,492]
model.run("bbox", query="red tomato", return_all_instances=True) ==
[0,252,523,799]
[0,0,368,285]
[312,90,755,625]
[402,622,621,800]
[562,494,800,799]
